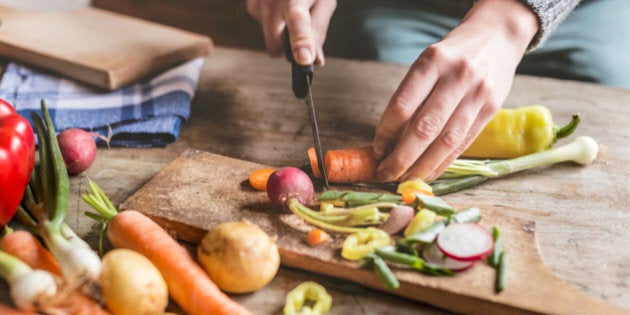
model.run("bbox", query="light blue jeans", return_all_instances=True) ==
[325,0,630,89]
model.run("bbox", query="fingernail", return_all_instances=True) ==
[297,48,312,64]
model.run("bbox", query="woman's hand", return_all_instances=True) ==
[372,0,539,182]
[246,0,337,66]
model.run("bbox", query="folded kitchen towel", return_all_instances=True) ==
[0,57,205,148]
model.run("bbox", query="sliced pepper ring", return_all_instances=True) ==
[283,281,332,315]
[341,227,391,261]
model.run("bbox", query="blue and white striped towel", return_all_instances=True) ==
[0,58,205,148]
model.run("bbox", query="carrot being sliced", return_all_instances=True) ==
[248,168,275,191]
[308,146,379,183]
[0,230,62,276]
[107,210,252,315]
[306,228,330,247]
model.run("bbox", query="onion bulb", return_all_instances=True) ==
[197,220,280,294]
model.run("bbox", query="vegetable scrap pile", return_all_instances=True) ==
[257,169,508,294]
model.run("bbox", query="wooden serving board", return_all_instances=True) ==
[0,5,212,90]
[120,149,627,315]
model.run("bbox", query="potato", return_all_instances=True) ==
[197,220,280,294]
[100,249,168,315]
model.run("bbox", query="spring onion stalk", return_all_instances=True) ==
[286,198,394,233]
[496,251,509,292]
[17,101,102,290]
[0,250,58,311]
[287,199,382,233]
[432,136,599,195]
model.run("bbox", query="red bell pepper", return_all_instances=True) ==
[0,99,35,226]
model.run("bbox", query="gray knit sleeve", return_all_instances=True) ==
[517,0,582,50]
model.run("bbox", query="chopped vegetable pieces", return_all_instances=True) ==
[248,168,275,191]
[341,228,390,261]
[306,229,331,247]
[436,223,494,262]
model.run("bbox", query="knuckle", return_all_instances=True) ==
[412,112,442,141]
[389,97,416,120]
[455,58,476,80]
[421,44,444,62]
[441,128,466,147]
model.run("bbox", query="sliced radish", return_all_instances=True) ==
[380,205,414,235]
[422,242,474,271]
[436,223,493,262]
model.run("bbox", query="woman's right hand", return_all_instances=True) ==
[246,0,337,66]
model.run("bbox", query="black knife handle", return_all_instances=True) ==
[283,30,313,99]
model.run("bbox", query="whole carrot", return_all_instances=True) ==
[309,146,378,183]
[0,303,38,315]
[0,230,110,315]
[83,181,252,315]
[0,230,62,276]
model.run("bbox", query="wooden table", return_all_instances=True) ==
[3,47,629,314]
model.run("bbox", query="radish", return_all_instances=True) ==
[436,223,493,262]
[422,242,474,271]
[57,128,97,175]
[266,167,314,210]
[379,205,414,235]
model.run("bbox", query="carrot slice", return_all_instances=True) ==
[248,168,275,191]
[306,229,330,247]
[401,188,435,205]
[307,147,322,178]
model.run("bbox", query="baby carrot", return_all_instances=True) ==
[306,228,330,247]
[107,210,252,315]
[0,230,61,276]
[309,146,379,183]
[248,168,275,191]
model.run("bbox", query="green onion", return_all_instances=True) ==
[487,226,502,268]
[496,251,509,292]
[431,136,599,195]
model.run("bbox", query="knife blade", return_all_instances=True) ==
[283,31,329,188]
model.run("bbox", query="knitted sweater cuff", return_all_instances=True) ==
[516,0,582,50]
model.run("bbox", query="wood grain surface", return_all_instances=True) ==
[0,5,212,89]
[2,47,628,314]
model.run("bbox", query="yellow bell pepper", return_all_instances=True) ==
[462,105,580,158]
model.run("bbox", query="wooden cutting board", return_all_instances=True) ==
[0,5,212,90]
[120,149,627,315]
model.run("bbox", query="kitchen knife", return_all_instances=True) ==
[283,31,329,188]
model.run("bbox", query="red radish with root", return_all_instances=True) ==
[57,128,110,175]
[266,167,314,210]
[436,223,493,262]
